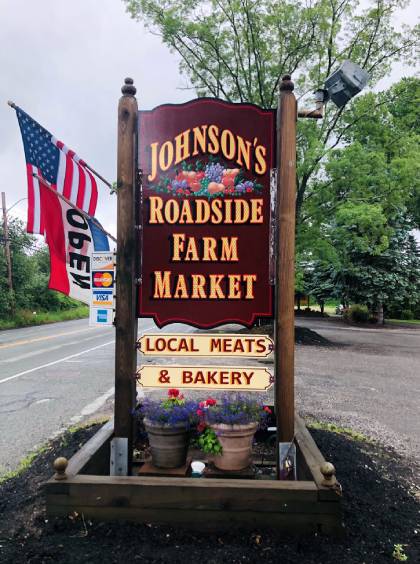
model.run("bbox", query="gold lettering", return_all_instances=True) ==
[192,125,208,156]
[220,237,238,261]
[159,141,174,172]
[148,142,159,182]
[153,271,171,298]
[174,129,191,165]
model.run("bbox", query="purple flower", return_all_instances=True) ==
[205,394,267,425]
[137,398,199,427]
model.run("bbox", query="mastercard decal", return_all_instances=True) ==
[92,270,115,288]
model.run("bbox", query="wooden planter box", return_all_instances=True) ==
[45,415,342,534]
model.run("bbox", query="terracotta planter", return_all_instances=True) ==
[144,419,189,468]
[211,422,258,471]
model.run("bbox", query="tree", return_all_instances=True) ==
[299,78,420,319]
[123,0,419,219]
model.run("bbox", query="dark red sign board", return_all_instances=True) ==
[138,99,275,328]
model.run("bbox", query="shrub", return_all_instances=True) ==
[400,309,414,320]
[345,304,369,323]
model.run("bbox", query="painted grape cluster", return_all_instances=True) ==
[152,158,263,198]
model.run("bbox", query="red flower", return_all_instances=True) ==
[168,389,180,398]
[263,406,272,414]
[176,188,183,194]
[199,401,205,408]
[196,409,204,417]
[246,187,253,193]
[197,421,207,433]
[206,398,217,406]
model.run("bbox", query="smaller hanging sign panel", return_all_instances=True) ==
[89,251,115,327]
[137,333,273,357]
[137,365,273,391]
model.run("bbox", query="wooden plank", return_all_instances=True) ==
[46,478,319,514]
[46,505,339,532]
[275,75,297,446]
[114,78,138,474]
[47,488,339,514]
[295,415,340,501]
[47,473,317,492]
[64,419,114,477]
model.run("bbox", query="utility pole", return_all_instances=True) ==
[1,192,13,293]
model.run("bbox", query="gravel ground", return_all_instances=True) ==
[295,318,420,463]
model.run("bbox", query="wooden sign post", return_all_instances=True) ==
[112,78,138,474]
[275,75,297,447]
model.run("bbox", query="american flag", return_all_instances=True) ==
[15,107,98,234]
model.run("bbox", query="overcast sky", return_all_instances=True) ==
[0,0,418,240]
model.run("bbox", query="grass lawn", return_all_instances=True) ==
[0,306,89,330]
[386,318,420,325]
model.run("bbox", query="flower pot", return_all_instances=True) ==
[211,422,258,470]
[144,419,189,468]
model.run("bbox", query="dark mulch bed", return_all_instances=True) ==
[243,323,332,346]
[1,424,419,564]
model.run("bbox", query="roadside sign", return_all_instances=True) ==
[89,307,113,326]
[138,99,275,328]
[92,289,113,307]
[92,270,115,288]
[137,333,273,357]
[91,252,114,271]
[136,365,273,391]
[90,251,115,326]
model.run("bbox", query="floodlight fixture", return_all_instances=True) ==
[324,60,369,108]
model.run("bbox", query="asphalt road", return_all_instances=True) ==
[0,318,191,475]
[295,317,420,463]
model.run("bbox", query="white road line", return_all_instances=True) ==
[1,333,113,364]
[69,386,115,425]
[0,340,115,385]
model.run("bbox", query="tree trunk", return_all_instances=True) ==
[320,301,325,314]
[377,303,384,325]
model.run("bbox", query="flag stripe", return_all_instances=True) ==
[76,165,87,209]
[83,168,93,212]
[56,148,67,195]
[88,169,98,215]
[26,164,35,233]
[70,160,79,203]
[62,154,74,199]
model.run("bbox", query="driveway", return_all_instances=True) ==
[295,317,420,462]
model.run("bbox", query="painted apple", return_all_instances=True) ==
[190,181,201,192]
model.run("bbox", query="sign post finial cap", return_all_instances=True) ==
[280,75,294,92]
[122,77,136,96]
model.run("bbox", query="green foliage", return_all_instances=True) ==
[198,427,222,455]
[344,304,369,323]
[299,78,420,315]
[124,0,419,221]
[400,309,414,320]
[0,306,89,330]
[124,1,420,316]
[392,544,408,562]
